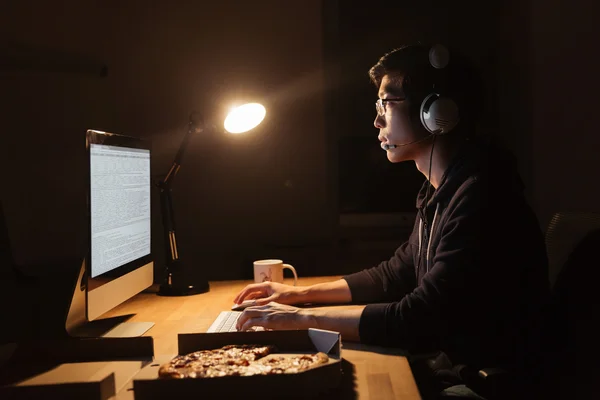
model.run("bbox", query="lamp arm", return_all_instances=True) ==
[157,112,204,282]
[159,183,179,270]
[161,123,196,188]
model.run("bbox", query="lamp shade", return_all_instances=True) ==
[224,103,266,134]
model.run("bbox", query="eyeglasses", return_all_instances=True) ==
[375,98,405,117]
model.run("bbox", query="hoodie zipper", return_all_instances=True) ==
[417,202,440,276]
[426,203,440,273]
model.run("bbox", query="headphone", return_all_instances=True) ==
[417,44,460,135]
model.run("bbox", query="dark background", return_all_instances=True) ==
[1,0,599,286]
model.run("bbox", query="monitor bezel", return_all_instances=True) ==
[85,129,153,283]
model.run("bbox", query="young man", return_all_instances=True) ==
[234,44,549,395]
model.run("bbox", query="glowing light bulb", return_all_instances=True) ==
[224,103,266,134]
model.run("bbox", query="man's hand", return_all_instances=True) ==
[235,302,366,342]
[233,282,306,307]
[233,279,353,308]
[236,302,313,331]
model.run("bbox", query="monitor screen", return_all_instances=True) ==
[89,143,151,278]
[65,129,155,336]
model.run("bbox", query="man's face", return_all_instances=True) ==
[375,74,424,163]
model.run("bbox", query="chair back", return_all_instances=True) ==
[545,212,600,288]
[542,212,600,399]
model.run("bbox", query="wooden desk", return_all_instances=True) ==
[106,276,422,399]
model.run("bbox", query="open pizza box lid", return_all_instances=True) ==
[0,337,153,400]
[132,328,342,399]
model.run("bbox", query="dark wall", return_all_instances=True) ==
[2,0,598,284]
[531,0,600,228]
[0,1,330,282]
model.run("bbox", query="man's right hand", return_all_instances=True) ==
[233,282,307,307]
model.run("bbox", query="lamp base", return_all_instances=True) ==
[157,281,210,296]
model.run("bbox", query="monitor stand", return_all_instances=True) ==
[65,259,154,338]
[68,314,154,338]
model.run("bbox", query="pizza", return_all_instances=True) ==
[254,352,330,375]
[158,344,329,379]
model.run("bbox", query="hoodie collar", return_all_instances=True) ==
[415,135,510,210]
[416,142,475,210]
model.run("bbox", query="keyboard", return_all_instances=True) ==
[206,311,265,333]
[207,311,241,332]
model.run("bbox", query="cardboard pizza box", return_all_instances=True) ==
[132,328,342,399]
[0,337,154,400]
[0,360,146,400]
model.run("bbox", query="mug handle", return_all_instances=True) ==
[283,264,298,286]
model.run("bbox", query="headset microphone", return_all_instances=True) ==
[381,131,440,150]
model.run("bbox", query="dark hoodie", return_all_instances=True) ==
[343,136,549,372]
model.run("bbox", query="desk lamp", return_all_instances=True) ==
[158,103,266,296]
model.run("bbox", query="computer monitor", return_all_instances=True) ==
[65,129,154,338]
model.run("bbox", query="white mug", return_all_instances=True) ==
[253,259,298,286]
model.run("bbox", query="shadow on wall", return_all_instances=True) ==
[0,40,108,77]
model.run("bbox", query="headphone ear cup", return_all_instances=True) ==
[420,93,459,134]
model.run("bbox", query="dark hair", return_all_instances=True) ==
[369,44,485,133]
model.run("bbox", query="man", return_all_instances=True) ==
[234,44,549,397]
